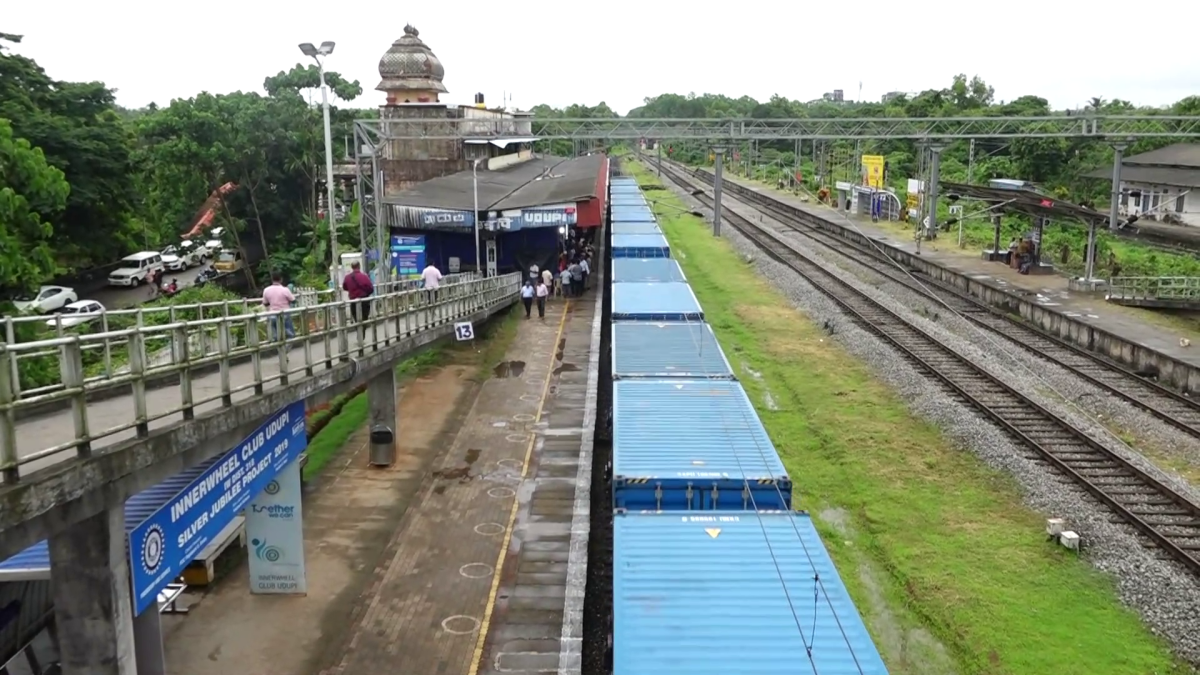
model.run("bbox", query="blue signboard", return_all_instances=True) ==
[485,207,577,232]
[391,235,426,278]
[418,209,474,230]
[127,401,308,615]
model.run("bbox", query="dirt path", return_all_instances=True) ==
[161,363,480,675]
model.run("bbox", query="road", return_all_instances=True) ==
[85,261,216,310]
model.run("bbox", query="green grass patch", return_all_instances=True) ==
[626,159,1191,675]
[303,391,369,480]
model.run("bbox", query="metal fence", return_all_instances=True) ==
[1106,276,1200,301]
[0,272,519,482]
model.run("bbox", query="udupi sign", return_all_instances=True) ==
[485,207,577,232]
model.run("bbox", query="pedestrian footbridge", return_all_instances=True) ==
[0,272,518,555]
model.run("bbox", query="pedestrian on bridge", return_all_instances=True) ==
[343,262,375,328]
[262,273,296,341]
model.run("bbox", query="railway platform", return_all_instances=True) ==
[316,283,601,675]
[702,170,1200,369]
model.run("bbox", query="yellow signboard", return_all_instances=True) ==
[862,155,885,189]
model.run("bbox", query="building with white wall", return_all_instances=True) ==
[1090,143,1200,227]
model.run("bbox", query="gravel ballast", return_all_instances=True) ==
[656,169,1200,663]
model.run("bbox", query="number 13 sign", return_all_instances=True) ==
[454,322,475,341]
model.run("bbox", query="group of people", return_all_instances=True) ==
[260,261,376,343]
[519,238,596,320]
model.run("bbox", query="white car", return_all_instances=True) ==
[13,285,78,314]
[108,252,165,287]
[46,300,105,329]
[178,239,209,260]
[162,253,188,272]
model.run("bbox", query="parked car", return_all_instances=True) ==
[46,300,105,328]
[13,285,78,314]
[178,239,210,260]
[108,252,165,287]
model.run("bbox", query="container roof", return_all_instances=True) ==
[611,258,680,283]
[612,322,731,378]
[611,282,701,321]
[613,511,889,675]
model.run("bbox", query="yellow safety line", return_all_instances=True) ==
[467,299,571,675]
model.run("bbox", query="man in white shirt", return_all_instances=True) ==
[421,263,443,302]
[579,257,591,291]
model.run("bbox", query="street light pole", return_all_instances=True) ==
[473,158,482,276]
[300,41,339,289]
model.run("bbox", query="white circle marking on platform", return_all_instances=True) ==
[497,459,523,470]
[474,522,506,536]
[488,487,516,499]
[506,433,529,443]
[441,615,480,635]
[513,413,536,422]
[460,563,494,579]
[520,394,540,402]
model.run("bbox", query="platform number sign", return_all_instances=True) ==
[454,321,475,342]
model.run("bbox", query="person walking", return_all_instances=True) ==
[579,255,591,291]
[568,258,583,297]
[559,266,572,298]
[421,262,443,303]
[342,261,375,332]
[541,268,554,297]
[535,279,549,319]
[262,272,296,341]
[521,280,535,319]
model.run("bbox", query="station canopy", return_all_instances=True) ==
[941,181,1107,224]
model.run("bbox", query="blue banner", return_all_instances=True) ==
[390,235,426,278]
[484,207,577,232]
[127,401,308,615]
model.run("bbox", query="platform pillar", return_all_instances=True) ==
[49,506,137,675]
[368,367,398,466]
[133,607,166,675]
[1108,143,1127,231]
[712,148,726,238]
[925,145,945,239]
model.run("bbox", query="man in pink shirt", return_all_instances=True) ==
[262,272,296,341]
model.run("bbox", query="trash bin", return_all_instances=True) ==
[369,424,395,467]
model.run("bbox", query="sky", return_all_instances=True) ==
[6,0,1200,114]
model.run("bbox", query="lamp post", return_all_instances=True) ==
[299,41,339,288]
[472,158,483,276]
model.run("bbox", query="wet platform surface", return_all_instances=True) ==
[710,170,1200,367]
[319,284,600,675]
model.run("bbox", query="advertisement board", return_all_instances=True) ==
[484,206,577,232]
[127,401,308,615]
[245,459,307,595]
[390,235,426,278]
[862,155,886,189]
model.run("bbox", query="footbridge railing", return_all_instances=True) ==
[0,273,521,482]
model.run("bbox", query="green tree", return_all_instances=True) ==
[0,118,67,290]
[0,34,136,269]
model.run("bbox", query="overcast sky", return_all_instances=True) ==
[7,0,1199,114]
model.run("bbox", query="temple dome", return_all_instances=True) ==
[376,24,448,97]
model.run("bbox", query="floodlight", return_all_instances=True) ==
[298,43,318,57]
[319,41,336,55]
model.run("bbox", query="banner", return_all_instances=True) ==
[390,235,426,278]
[862,155,885,189]
[246,459,307,595]
[127,401,307,615]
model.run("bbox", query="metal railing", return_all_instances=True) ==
[1106,276,1200,302]
[0,273,520,483]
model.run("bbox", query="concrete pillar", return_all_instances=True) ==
[368,367,398,466]
[1109,143,1127,231]
[133,608,166,675]
[925,145,944,239]
[49,507,137,675]
[712,148,725,238]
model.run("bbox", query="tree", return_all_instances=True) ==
[0,119,67,290]
[0,34,136,269]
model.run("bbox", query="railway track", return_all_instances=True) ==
[649,157,1200,576]
[658,158,1200,440]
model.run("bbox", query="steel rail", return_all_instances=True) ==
[652,159,1200,576]
[668,160,1200,440]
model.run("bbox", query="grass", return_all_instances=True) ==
[626,160,1192,675]
[300,306,521,481]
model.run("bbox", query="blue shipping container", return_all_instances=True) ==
[612,222,662,236]
[612,322,734,379]
[612,380,790,510]
[612,283,703,322]
[611,258,684,283]
[612,511,890,675]
[612,234,671,259]
[611,208,657,223]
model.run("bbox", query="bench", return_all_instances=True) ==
[158,583,189,614]
[181,515,246,586]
